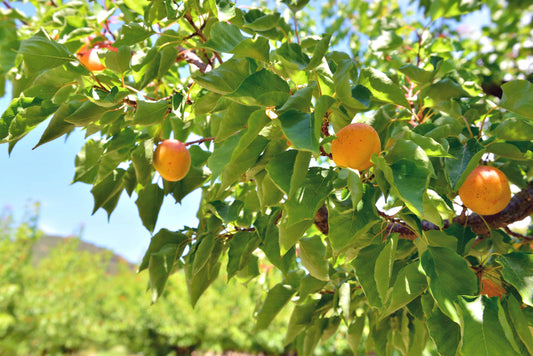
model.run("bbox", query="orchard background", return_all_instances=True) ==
[1,0,533,355]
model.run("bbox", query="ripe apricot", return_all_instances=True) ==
[458,165,511,215]
[330,122,381,171]
[153,139,191,182]
[78,48,105,71]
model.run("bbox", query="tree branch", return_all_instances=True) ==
[177,46,212,73]
[314,181,533,240]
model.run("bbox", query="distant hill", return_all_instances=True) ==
[31,235,137,274]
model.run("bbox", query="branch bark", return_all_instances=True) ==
[314,181,533,240]
[177,46,212,73]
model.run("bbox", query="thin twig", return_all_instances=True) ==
[293,12,300,44]
[185,136,215,146]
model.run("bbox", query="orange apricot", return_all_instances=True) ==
[153,139,191,182]
[330,122,381,171]
[458,165,511,216]
[78,47,106,71]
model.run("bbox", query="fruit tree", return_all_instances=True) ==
[1,0,533,355]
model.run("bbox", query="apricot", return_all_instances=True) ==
[330,122,381,171]
[78,48,106,71]
[153,139,191,182]
[458,165,511,215]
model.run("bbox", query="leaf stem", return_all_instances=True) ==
[477,105,498,140]
[293,12,300,44]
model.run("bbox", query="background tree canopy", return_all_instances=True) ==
[1,0,533,355]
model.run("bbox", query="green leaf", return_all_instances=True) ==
[353,244,385,308]
[398,126,453,158]
[445,138,485,191]
[230,37,270,62]
[281,0,310,12]
[33,102,75,148]
[384,140,433,216]
[359,67,410,108]
[304,34,332,71]
[284,168,334,228]
[0,97,42,141]
[114,22,155,46]
[298,274,327,301]
[193,58,251,95]
[347,170,364,207]
[276,43,310,70]
[203,22,245,52]
[285,300,317,344]
[277,85,315,114]
[122,0,146,14]
[208,200,244,224]
[138,228,189,272]
[299,235,329,281]
[185,238,224,307]
[192,234,216,276]
[328,184,380,252]
[382,262,427,317]
[420,246,478,322]
[278,214,313,255]
[18,31,74,72]
[266,150,297,195]
[459,297,522,356]
[497,252,533,306]
[494,117,533,141]
[216,102,258,142]
[227,230,261,279]
[374,236,398,305]
[300,323,321,356]
[101,45,131,73]
[242,12,280,31]
[134,99,169,126]
[219,136,269,193]
[426,307,461,356]
[423,0,480,20]
[332,59,368,112]
[131,139,154,187]
[399,64,433,85]
[505,296,533,355]
[227,69,290,107]
[148,243,179,303]
[347,315,366,355]
[90,169,125,218]
[73,139,105,184]
[500,80,533,120]
[135,183,164,233]
[65,101,109,126]
[278,110,320,154]
[255,283,296,330]
[255,209,296,274]
[255,170,284,208]
[266,149,311,198]
[425,78,469,105]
